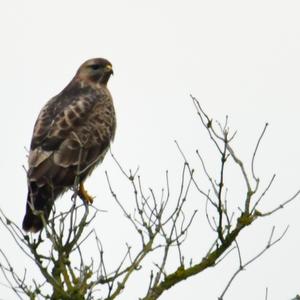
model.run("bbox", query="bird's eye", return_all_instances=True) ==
[90,64,101,70]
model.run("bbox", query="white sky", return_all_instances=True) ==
[0,1,300,299]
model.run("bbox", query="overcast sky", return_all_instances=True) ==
[0,1,300,299]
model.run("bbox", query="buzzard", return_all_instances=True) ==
[22,58,116,233]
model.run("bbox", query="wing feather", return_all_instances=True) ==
[28,84,115,178]
[23,58,116,232]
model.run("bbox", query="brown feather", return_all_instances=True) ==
[23,58,116,232]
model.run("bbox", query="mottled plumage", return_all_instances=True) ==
[22,58,116,232]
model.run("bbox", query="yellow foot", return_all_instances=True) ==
[78,182,94,204]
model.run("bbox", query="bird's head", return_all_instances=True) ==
[76,58,113,85]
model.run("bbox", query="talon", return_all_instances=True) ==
[78,182,94,204]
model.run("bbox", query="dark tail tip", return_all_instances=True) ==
[22,187,54,233]
[22,211,44,233]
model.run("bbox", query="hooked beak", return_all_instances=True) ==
[106,64,114,75]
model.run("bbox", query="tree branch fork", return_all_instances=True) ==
[0,95,299,299]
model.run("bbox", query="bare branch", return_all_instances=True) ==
[218,226,289,299]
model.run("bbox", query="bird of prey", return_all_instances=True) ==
[22,58,116,233]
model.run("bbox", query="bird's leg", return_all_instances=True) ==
[78,182,94,204]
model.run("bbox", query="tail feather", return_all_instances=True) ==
[22,184,56,232]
